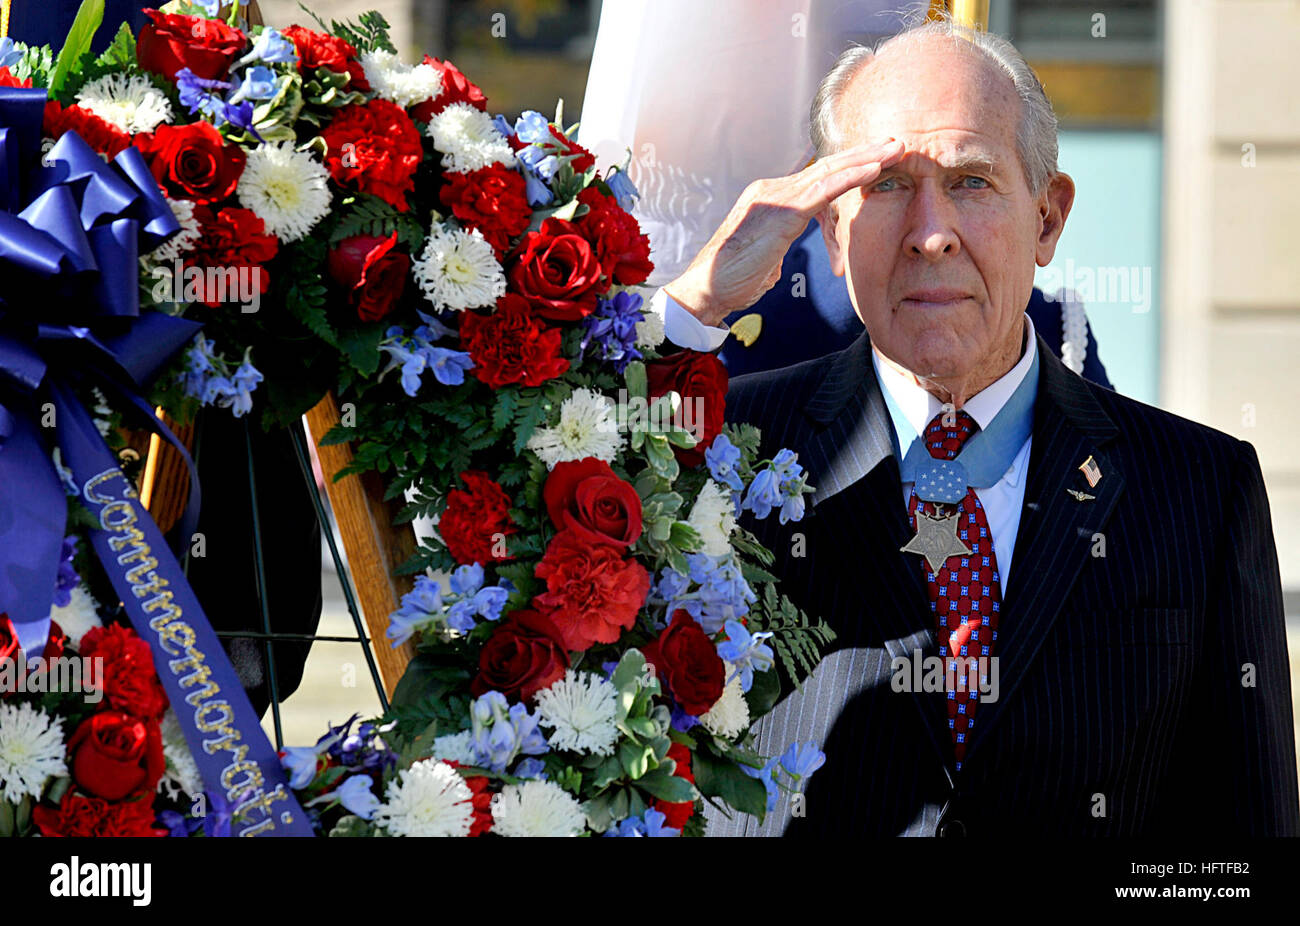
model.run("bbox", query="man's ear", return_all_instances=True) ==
[1034,172,1075,267]
[818,203,845,277]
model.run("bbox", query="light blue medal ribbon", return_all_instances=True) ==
[880,346,1039,503]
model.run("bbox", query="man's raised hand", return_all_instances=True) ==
[663,139,905,328]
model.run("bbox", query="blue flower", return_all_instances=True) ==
[469,691,548,773]
[228,65,280,104]
[240,27,299,67]
[741,757,781,812]
[603,808,680,837]
[175,67,233,117]
[742,467,782,520]
[159,809,203,838]
[380,328,474,395]
[512,757,548,780]
[386,575,443,646]
[53,535,79,607]
[427,347,474,386]
[605,168,640,212]
[670,703,701,732]
[581,290,645,374]
[522,170,554,207]
[449,563,484,596]
[201,790,243,837]
[415,310,459,342]
[335,775,381,820]
[779,742,826,782]
[716,619,775,692]
[0,38,24,69]
[704,433,744,492]
[224,361,263,417]
[280,746,320,789]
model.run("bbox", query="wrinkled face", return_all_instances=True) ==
[820,35,1073,382]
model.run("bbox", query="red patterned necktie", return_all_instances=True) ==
[905,410,1002,772]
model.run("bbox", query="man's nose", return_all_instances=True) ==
[902,185,961,259]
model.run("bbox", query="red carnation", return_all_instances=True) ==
[575,187,653,289]
[32,792,166,837]
[548,126,595,174]
[43,101,131,159]
[653,742,697,830]
[533,530,650,652]
[136,8,245,82]
[440,470,517,566]
[439,164,532,260]
[645,350,729,468]
[282,24,370,90]
[134,121,246,204]
[79,624,167,720]
[328,232,410,322]
[543,458,643,549]
[321,98,421,211]
[444,761,494,836]
[507,217,604,322]
[411,56,487,122]
[68,711,166,801]
[470,608,570,702]
[459,294,569,389]
[642,610,725,716]
[181,205,278,308]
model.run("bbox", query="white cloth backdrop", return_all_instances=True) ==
[577,0,922,286]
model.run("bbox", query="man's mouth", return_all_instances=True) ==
[900,289,972,309]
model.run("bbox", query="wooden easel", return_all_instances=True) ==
[139,394,417,698]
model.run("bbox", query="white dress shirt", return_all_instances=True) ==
[659,288,1037,595]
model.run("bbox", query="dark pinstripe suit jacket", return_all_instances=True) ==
[706,326,1299,837]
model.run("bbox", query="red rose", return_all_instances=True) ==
[78,624,167,720]
[470,608,570,702]
[411,57,487,122]
[642,610,725,716]
[507,217,604,322]
[32,792,166,837]
[444,761,494,836]
[137,8,245,81]
[181,205,278,308]
[645,350,729,468]
[458,294,569,390]
[653,742,697,829]
[543,458,643,549]
[440,470,517,566]
[282,24,370,90]
[439,164,531,260]
[328,232,410,322]
[575,187,653,289]
[321,99,421,211]
[134,122,246,204]
[68,711,166,801]
[533,530,650,652]
[42,101,131,159]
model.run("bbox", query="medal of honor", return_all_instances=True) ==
[901,501,973,573]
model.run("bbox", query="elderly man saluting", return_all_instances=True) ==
[659,17,1298,837]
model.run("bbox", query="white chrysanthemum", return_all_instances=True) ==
[687,480,738,557]
[75,73,173,134]
[150,197,202,263]
[526,387,626,470]
[430,730,475,765]
[492,779,586,837]
[0,701,67,803]
[634,306,666,349]
[49,584,101,651]
[534,670,619,756]
[427,102,517,173]
[412,225,506,311]
[372,759,475,837]
[700,663,750,739]
[361,49,443,110]
[236,142,331,243]
[157,709,202,799]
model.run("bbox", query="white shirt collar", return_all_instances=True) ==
[870,313,1037,485]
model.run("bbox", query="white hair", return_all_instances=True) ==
[809,15,1059,195]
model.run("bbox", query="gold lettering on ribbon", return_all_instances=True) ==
[84,466,286,835]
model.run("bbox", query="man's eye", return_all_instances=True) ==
[872,177,900,192]
[958,175,990,189]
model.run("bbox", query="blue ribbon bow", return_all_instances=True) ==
[0,87,313,836]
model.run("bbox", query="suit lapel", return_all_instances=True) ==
[962,336,1127,765]
[800,331,952,777]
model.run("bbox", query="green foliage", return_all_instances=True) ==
[49,0,104,94]
[330,194,425,252]
[386,654,473,741]
[300,4,398,55]
[693,741,768,820]
[282,238,336,348]
[12,43,55,87]
[747,584,836,690]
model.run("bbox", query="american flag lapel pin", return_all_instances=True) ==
[1078,454,1102,488]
